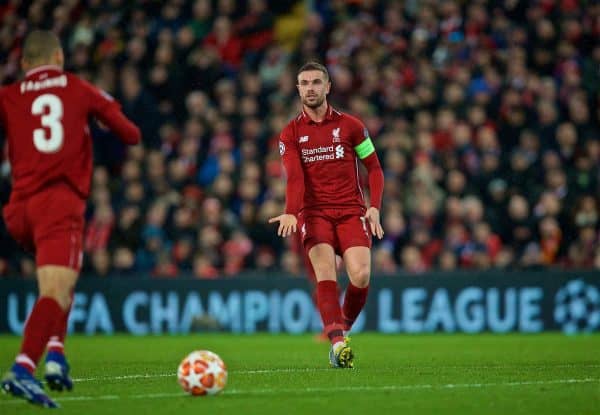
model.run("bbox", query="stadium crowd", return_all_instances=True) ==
[0,0,599,278]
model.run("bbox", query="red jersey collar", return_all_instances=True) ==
[300,105,341,124]
[25,65,63,79]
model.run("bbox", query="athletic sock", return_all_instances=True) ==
[342,283,369,330]
[317,280,344,345]
[47,291,72,356]
[16,297,63,374]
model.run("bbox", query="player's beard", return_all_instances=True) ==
[302,94,325,109]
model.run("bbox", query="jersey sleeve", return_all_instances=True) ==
[350,119,376,159]
[280,123,304,216]
[351,118,384,210]
[83,80,141,145]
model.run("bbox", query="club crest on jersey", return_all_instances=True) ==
[332,127,341,143]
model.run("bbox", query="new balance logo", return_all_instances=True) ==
[299,135,309,143]
[335,145,344,159]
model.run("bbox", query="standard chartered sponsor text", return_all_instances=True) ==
[302,146,335,163]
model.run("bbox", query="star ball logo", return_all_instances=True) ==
[279,141,285,156]
[554,279,600,334]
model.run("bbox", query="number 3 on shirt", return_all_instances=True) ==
[31,93,64,153]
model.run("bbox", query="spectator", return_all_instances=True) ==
[189,0,214,41]
[1,1,599,277]
[203,16,243,74]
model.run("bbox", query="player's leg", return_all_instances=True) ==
[295,229,317,299]
[337,211,372,332]
[1,201,60,407]
[303,213,342,339]
[4,186,84,403]
[46,289,73,359]
[296,225,332,341]
[342,246,371,331]
[298,238,329,343]
[308,243,343,342]
[1,266,74,408]
[39,267,76,392]
[302,246,347,343]
[18,266,74,371]
[308,242,353,368]
[45,287,73,386]
[33,188,84,393]
[304,209,354,367]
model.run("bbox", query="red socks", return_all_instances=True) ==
[342,283,369,330]
[47,291,73,354]
[47,309,68,354]
[17,297,64,373]
[317,281,370,343]
[316,280,344,345]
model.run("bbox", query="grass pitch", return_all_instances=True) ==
[0,334,598,414]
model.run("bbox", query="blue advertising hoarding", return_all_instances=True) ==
[1,272,598,335]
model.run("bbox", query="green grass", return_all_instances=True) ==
[0,334,599,414]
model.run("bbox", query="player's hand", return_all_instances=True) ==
[268,214,298,237]
[364,207,384,239]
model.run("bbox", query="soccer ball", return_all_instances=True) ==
[177,350,228,396]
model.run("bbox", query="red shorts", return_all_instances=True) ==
[298,207,371,257]
[3,183,85,271]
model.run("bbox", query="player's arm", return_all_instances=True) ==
[355,127,384,239]
[269,127,304,237]
[85,81,141,145]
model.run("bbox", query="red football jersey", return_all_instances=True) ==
[0,65,140,201]
[280,106,373,212]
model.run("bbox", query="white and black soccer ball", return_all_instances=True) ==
[554,279,600,334]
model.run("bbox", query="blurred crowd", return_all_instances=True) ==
[0,0,599,278]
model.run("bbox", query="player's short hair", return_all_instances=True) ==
[22,30,62,64]
[297,61,329,82]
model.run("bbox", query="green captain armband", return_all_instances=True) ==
[354,137,375,159]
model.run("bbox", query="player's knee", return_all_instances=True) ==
[349,264,370,287]
[37,266,77,310]
[311,260,337,281]
[39,283,71,310]
[313,266,337,281]
[39,285,71,310]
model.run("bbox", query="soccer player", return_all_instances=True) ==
[269,62,384,368]
[0,30,140,407]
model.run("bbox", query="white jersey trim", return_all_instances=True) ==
[355,158,365,203]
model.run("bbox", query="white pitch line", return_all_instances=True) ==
[0,378,597,406]
[74,373,173,382]
[72,368,331,382]
[70,363,600,383]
